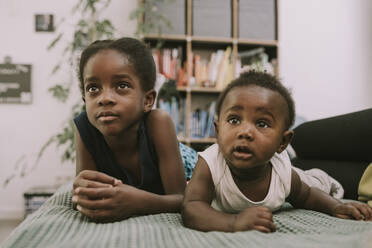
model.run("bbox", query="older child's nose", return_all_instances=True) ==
[98,90,116,106]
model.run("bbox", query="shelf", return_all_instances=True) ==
[144,34,187,42]
[178,137,216,144]
[238,38,278,47]
[143,0,278,151]
[177,86,222,93]
[144,34,278,47]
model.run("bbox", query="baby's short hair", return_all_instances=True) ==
[216,71,295,129]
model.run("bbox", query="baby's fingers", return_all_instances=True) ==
[351,203,372,221]
[254,219,276,233]
[253,225,273,233]
[343,204,364,220]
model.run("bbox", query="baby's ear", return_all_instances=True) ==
[213,119,219,136]
[143,89,156,112]
[277,130,294,153]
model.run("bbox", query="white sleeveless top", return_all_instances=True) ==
[199,144,292,213]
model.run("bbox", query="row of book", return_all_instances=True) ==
[190,101,216,138]
[157,98,216,139]
[190,48,235,90]
[152,47,183,81]
[158,97,185,136]
[152,47,275,90]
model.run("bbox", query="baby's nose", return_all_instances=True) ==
[237,123,254,140]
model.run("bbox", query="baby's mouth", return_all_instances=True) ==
[233,146,253,160]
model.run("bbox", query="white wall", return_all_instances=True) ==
[0,0,136,219]
[279,0,372,120]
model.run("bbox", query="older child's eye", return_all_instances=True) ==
[86,85,99,93]
[256,120,269,128]
[228,117,240,125]
[118,82,130,89]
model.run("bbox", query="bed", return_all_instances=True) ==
[2,182,372,248]
[3,108,372,248]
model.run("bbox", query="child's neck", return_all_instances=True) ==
[104,125,140,154]
[231,163,273,202]
[230,162,271,183]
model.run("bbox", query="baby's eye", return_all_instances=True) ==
[227,117,240,125]
[117,82,130,89]
[256,120,270,128]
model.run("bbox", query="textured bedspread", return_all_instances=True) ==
[2,182,372,248]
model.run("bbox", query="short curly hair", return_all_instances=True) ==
[78,37,156,96]
[216,71,296,129]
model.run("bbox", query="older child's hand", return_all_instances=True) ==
[73,170,121,191]
[72,183,143,222]
[332,202,372,221]
[232,206,276,233]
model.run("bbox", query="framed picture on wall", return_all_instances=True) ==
[35,14,54,32]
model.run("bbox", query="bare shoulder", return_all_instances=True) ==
[184,156,215,203]
[287,168,310,206]
[146,109,175,141]
[147,109,172,126]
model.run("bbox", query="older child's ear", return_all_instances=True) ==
[277,130,294,153]
[143,89,156,112]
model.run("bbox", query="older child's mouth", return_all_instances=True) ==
[233,146,253,160]
[97,111,119,122]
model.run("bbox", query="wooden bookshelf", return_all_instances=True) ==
[142,0,278,150]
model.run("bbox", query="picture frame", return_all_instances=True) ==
[35,14,54,32]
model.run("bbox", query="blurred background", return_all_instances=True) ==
[0,0,371,239]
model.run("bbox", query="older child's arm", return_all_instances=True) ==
[74,126,116,189]
[182,157,276,232]
[146,109,186,206]
[287,169,372,221]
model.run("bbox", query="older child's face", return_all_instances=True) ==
[216,85,292,174]
[83,49,149,137]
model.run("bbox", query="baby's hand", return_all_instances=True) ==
[232,206,276,233]
[332,202,372,221]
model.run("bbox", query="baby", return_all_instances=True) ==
[182,71,372,232]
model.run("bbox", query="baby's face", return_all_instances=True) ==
[216,85,290,176]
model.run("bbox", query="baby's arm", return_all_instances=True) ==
[287,169,372,221]
[182,157,276,232]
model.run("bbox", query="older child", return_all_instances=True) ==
[72,37,187,222]
[182,71,372,232]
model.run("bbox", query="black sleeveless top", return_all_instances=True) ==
[74,111,165,195]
